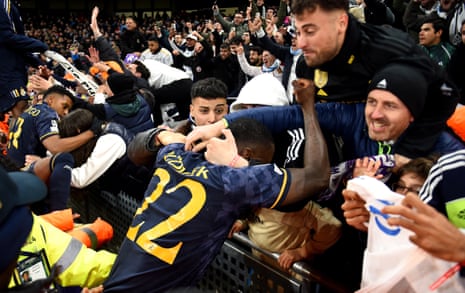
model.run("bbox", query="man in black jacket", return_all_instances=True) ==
[292,0,458,161]
[211,43,246,97]
[120,16,146,60]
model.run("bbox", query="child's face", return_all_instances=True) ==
[394,172,425,196]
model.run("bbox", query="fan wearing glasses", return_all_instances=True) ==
[342,156,437,232]
[391,156,437,196]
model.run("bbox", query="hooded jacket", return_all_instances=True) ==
[103,91,153,135]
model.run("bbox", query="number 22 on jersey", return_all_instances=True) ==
[126,168,206,264]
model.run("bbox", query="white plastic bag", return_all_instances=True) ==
[347,176,465,293]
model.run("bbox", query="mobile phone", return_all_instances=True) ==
[255,12,260,18]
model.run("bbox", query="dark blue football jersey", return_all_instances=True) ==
[104,143,291,292]
[7,104,59,167]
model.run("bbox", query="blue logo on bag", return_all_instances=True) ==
[368,200,401,236]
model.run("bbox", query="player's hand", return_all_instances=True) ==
[185,120,226,151]
[204,129,238,165]
[292,78,315,106]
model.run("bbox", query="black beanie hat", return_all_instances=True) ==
[107,73,135,95]
[367,64,427,119]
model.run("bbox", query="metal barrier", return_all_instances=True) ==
[69,189,141,252]
[69,190,352,292]
[198,232,351,293]
[199,238,308,293]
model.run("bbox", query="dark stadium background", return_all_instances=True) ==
[19,0,282,16]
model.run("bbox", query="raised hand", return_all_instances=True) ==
[29,74,53,93]
[86,46,100,64]
[248,17,262,33]
[90,7,99,31]
[246,5,252,19]
[235,44,244,55]
[292,78,315,107]
[353,157,383,179]
[90,6,103,39]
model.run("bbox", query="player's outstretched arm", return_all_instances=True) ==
[282,79,330,205]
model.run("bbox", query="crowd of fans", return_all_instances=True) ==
[1,0,465,292]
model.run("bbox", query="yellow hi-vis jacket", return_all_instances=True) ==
[9,214,116,288]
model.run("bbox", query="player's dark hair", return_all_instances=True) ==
[43,85,75,104]
[190,77,228,100]
[291,0,349,14]
[229,117,274,157]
